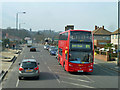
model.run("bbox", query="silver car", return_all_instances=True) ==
[18,59,40,80]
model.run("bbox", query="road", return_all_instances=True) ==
[2,44,119,88]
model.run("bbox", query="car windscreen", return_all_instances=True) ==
[22,62,37,68]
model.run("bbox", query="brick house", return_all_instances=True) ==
[92,25,111,48]
[111,28,120,49]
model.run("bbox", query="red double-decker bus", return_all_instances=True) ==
[58,30,94,72]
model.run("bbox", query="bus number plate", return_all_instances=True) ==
[78,70,83,72]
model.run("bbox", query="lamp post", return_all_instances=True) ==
[19,23,25,30]
[16,12,26,30]
[117,1,120,66]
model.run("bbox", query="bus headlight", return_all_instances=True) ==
[88,65,93,67]
[89,69,92,71]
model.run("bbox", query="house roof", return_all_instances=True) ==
[111,28,120,34]
[92,27,111,35]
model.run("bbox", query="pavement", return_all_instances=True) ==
[0,48,22,83]
[95,57,120,73]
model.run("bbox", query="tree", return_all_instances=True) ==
[104,43,113,51]
[2,39,10,49]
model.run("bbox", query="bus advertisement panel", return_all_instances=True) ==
[58,30,94,72]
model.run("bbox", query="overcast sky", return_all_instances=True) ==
[0,0,118,32]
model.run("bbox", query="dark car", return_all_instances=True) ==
[55,50,58,59]
[30,47,36,52]
[48,46,56,52]
[50,48,58,55]
[18,59,40,80]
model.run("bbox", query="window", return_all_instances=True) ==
[112,35,114,39]
[59,32,68,40]
[70,31,92,42]
[59,48,62,56]
[106,37,110,40]
[115,35,118,39]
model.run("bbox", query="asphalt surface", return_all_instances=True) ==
[1,44,119,88]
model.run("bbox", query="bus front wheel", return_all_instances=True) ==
[63,63,66,71]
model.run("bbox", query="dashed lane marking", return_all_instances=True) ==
[16,79,19,87]
[32,56,34,58]
[48,66,52,72]
[44,62,47,65]
[47,66,60,83]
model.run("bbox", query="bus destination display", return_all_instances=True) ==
[71,43,91,50]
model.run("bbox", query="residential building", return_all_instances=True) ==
[111,28,120,49]
[92,25,111,48]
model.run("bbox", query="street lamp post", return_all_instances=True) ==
[117,1,120,66]
[19,23,25,30]
[16,12,26,30]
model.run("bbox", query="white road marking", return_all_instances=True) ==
[47,66,60,83]
[83,75,95,83]
[61,81,95,88]
[32,56,34,58]
[48,66,52,72]
[60,76,91,83]
[53,74,60,83]
[16,79,19,87]
[44,62,47,65]
[54,71,83,78]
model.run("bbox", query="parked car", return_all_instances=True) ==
[18,59,40,80]
[56,50,58,59]
[27,44,32,47]
[48,46,56,52]
[50,48,58,55]
[30,47,36,52]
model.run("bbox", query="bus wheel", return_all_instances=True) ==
[63,63,66,71]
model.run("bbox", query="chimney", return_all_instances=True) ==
[102,25,104,29]
[95,25,97,30]
[65,25,74,31]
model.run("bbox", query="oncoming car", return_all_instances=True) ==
[30,47,36,52]
[18,59,40,80]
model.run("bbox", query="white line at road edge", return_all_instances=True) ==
[47,66,60,83]
[61,81,95,88]
[16,79,19,87]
